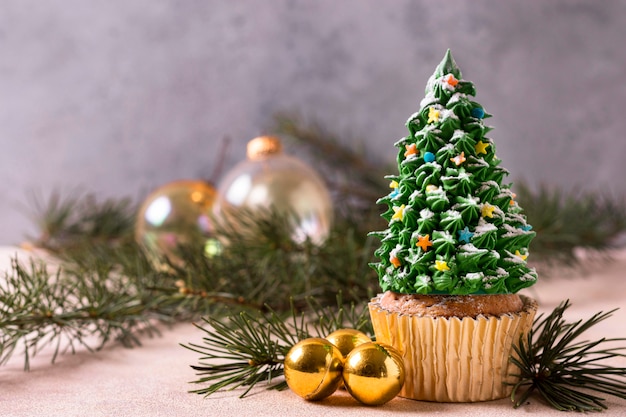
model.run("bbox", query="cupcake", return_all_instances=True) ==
[368,50,538,402]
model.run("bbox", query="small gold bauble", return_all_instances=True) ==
[325,329,371,358]
[342,342,405,406]
[283,338,344,401]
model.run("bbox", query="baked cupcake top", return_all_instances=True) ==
[375,292,526,318]
[370,50,537,295]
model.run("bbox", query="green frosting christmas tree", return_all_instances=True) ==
[370,50,537,295]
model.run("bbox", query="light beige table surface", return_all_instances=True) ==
[1,246,625,417]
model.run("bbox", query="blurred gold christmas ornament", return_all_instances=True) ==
[325,329,371,358]
[216,136,332,245]
[135,180,220,269]
[342,342,405,406]
[283,338,344,401]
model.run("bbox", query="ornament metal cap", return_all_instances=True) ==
[246,136,283,160]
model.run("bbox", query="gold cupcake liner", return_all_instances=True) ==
[368,294,537,402]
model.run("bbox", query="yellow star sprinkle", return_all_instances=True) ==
[450,152,466,166]
[481,204,496,218]
[389,180,399,189]
[426,184,438,193]
[434,260,450,272]
[391,204,406,222]
[515,250,528,261]
[427,107,440,124]
[475,140,490,155]
[404,143,418,158]
[390,256,401,268]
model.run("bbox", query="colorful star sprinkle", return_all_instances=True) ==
[427,107,440,124]
[389,180,399,198]
[426,184,439,193]
[434,260,450,272]
[404,143,418,158]
[450,152,466,166]
[481,203,496,218]
[457,227,474,244]
[392,204,406,222]
[515,250,528,261]
[416,234,433,251]
[444,74,459,87]
[475,140,490,155]
[390,255,401,268]
[520,225,533,232]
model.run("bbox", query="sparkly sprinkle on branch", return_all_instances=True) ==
[475,141,490,155]
[444,74,459,87]
[416,235,433,251]
[392,204,406,222]
[404,143,418,158]
[458,227,474,243]
[428,107,441,124]
[434,260,450,272]
[450,152,466,166]
[481,203,496,218]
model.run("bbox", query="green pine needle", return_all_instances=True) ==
[511,300,626,411]
[0,257,160,370]
[24,190,136,251]
[182,296,372,398]
[2,195,379,369]
[515,183,626,265]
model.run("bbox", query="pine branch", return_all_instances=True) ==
[0,257,161,370]
[511,300,626,411]
[182,295,372,398]
[3,197,379,368]
[24,190,136,251]
[515,183,626,265]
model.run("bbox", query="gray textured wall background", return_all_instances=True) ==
[1,0,625,245]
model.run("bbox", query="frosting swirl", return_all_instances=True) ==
[370,50,537,295]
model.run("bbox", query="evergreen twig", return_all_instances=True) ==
[0,257,163,370]
[1,197,378,369]
[24,190,136,251]
[515,183,626,265]
[181,296,372,398]
[511,300,626,411]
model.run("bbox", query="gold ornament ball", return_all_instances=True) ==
[342,342,405,406]
[215,136,333,245]
[283,338,344,401]
[135,180,220,269]
[325,329,371,358]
